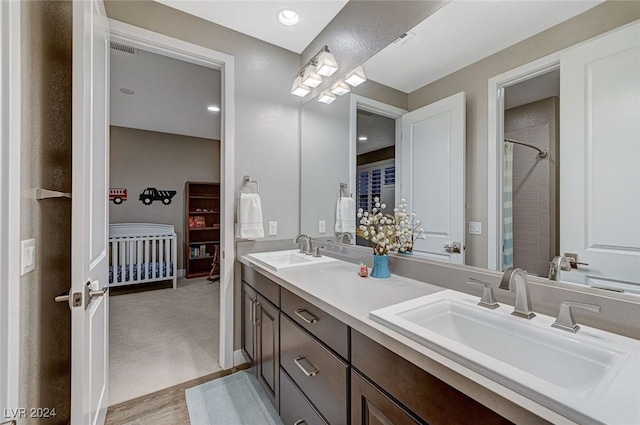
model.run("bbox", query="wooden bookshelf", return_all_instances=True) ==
[185,182,220,278]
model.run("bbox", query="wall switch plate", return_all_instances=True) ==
[468,222,482,235]
[21,238,36,276]
[268,221,277,236]
[319,220,326,234]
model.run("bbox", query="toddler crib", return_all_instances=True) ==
[108,223,178,289]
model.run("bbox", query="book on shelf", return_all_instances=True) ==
[189,216,206,229]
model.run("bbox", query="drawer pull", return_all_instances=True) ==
[293,420,307,425]
[253,301,261,326]
[294,308,318,324]
[294,356,319,377]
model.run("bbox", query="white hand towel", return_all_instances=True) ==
[236,193,264,239]
[335,197,356,233]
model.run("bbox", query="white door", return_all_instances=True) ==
[401,92,466,264]
[560,21,640,291]
[70,0,110,424]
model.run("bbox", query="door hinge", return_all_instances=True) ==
[222,250,225,259]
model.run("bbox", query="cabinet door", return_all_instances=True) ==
[351,370,422,425]
[241,282,257,363]
[256,294,280,410]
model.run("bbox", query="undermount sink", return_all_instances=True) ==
[246,249,338,272]
[370,290,639,424]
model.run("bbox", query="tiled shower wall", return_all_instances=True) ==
[505,97,559,276]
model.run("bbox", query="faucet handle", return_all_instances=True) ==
[468,278,500,310]
[313,245,324,258]
[552,301,601,333]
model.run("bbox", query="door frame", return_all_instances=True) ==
[0,0,21,414]
[108,20,236,370]
[486,52,559,271]
[349,95,407,210]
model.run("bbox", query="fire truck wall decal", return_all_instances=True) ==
[109,188,128,204]
[138,187,177,205]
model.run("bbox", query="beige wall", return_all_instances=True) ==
[109,126,220,269]
[105,0,302,241]
[19,0,72,423]
[408,1,640,268]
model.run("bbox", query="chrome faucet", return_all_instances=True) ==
[294,234,312,255]
[548,256,572,281]
[499,267,536,319]
[337,232,352,244]
[552,301,600,333]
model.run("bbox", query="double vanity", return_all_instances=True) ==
[239,248,640,425]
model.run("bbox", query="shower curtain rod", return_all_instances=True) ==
[504,138,548,159]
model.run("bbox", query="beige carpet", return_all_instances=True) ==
[109,277,222,406]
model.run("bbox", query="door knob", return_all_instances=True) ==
[55,292,70,303]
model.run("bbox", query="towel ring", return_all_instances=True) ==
[241,175,259,194]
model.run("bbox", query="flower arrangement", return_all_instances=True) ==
[356,198,425,255]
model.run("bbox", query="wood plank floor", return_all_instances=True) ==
[105,365,250,425]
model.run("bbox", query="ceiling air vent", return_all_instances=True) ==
[110,41,136,55]
[393,31,415,46]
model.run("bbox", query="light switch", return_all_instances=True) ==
[468,222,482,235]
[21,238,36,276]
[319,220,326,234]
[268,221,277,236]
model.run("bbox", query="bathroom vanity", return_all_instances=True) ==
[239,248,640,425]
[240,262,512,425]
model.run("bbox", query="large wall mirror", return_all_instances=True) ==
[300,2,640,298]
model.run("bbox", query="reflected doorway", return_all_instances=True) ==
[502,69,560,276]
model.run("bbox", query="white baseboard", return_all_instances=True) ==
[233,349,248,367]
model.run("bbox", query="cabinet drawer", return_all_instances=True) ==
[280,368,329,425]
[242,263,280,307]
[351,370,422,425]
[351,330,512,425]
[281,288,349,360]
[281,314,348,425]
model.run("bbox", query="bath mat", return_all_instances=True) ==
[185,371,284,425]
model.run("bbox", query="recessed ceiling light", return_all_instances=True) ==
[358,136,368,141]
[207,105,220,112]
[277,9,299,26]
[120,88,135,95]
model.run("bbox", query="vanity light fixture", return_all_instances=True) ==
[301,65,323,88]
[315,47,339,77]
[290,45,339,98]
[277,9,299,26]
[344,66,367,87]
[317,91,336,104]
[207,105,220,112]
[290,74,311,98]
[330,81,350,96]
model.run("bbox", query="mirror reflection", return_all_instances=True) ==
[300,2,639,296]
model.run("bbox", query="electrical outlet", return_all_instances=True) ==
[268,221,278,236]
[468,222,482,235]
[21,238,36,276]
[319,220,326,234]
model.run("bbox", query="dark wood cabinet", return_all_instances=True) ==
[185,182,220,278]
[351,330,512,425]
[351,370,422,425]
[241,264,515,425]
[241,282,257,363]
[256,294,280,409]
[280,368,328,425]
[280,314,349,425]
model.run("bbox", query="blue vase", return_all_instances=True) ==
[371,255,391,279]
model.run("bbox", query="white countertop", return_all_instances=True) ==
[240,254,639,425]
